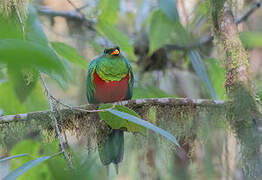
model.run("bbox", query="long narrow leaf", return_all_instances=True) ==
[158,0,179,22]
[3,156,51,180]
[189,50,218,100]
[0,154,28,163]
[108,109,180,147]
[51,42,89,69]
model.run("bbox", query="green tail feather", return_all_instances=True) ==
[98,129,124,168]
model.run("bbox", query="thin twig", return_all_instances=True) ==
[235,1,262,24]
[76,3,90,12]
[66,0,86,17]
[39,74,73,168]
[36,6,95,30]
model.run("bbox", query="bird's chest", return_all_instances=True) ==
[93,71,129,103]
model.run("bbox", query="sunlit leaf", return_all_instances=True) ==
[99,104,146,135]
[0,9,23,39]
[240,32,262,48]
[189,50,217,100]
[4,156,53,180]
[25,5,48,46]
[7,66,39,102]
[0,82,27,115]
[96,21,136,60]
[9,140,52,180]
[133,85,176,99]
[0,82,48,115]
[51,42,89,69]
[98,0,120,25]
[108,109,180,146]
[158,0,179,22]
[0,39,69,85]
[0,154,28,163]
[206,58,226,100]
[148,9,175,54]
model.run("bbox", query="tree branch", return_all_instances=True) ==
[166,1,262,51]
[0,98,224,124]
[36,6,95,30]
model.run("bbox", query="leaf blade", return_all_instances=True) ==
[0,154,28,163]
[51,42,89,69]
[108,109,180,146]
[96,22,136,60]
[148,9,175,54]
[3,156,52,180]
[0,39,70,86]
[189,50,218,100]
[99,105,146,135]
[158,0,179,22]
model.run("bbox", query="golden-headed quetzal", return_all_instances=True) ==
[86,46,134,169]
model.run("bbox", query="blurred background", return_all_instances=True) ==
[1,0,262,179]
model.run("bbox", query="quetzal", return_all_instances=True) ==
[86,46,134,170]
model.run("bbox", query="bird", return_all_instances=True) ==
[86,46,134,172]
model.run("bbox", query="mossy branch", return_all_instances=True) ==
[210,1,262,179]
[0,98,224,124]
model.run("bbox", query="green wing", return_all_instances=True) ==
[86,59,97,104]
[124,57,134,100]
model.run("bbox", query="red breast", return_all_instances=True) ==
[93,71,129,103]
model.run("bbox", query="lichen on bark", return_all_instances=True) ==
[208,1,262,179]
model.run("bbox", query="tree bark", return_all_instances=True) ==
[210,1,262,179]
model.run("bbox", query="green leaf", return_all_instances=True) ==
[206,58,226,100]
[25,5,48,46]
[108,109,180,146]
[189,50,218,100]
[0,9,23,39]
[0,81,48,115]
[0,154,28,163]
[7,66,39,102]
[0,82,27,115]
[9,140,53,180]
[133,85,176,99]
[0,39,69,85]
[4,156,52,180]
[158,0,179,22]
[148,9,175,54]
[240,32,262,48]
[51,42,89,69]
[98,0,120,25]
[96,21,136,60]
[99,105,146,135]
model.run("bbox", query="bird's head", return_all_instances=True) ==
[104,46,120,56]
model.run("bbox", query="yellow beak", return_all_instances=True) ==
[111,49,119,55]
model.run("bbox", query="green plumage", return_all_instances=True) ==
[86,47,134,169]
[86,49,133,103]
